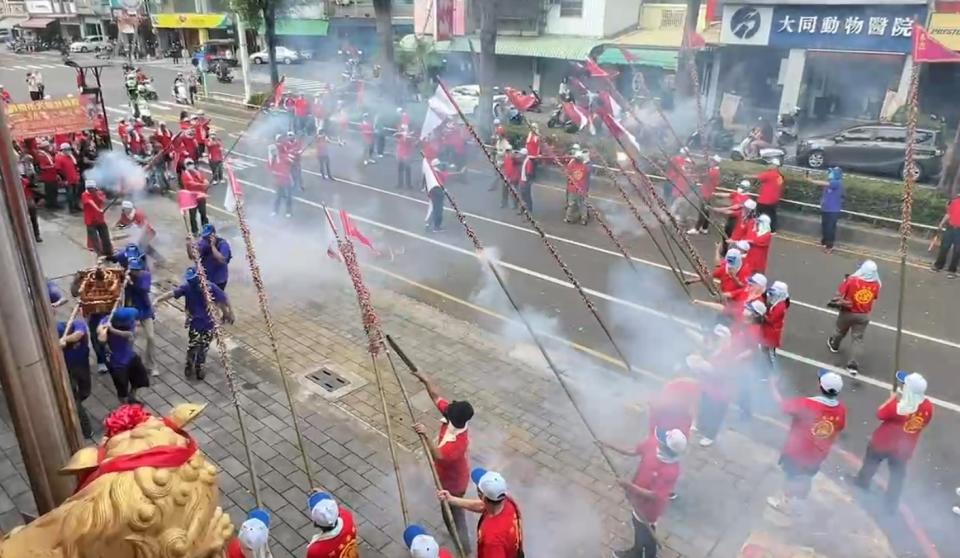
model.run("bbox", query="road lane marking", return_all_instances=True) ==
[208,170,960,413]
[227,150,960,351]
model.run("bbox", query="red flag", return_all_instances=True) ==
[177,189,200,212]
[705,0,719,23]
[504,87,536,112]
[913,22,960,63]
[599,112,641,153]
[339,209,377,253]
[582,57,618,79]
[271,76,286,108]
[597,90,623,118]
[562,102,589,130]
[224,163,243,212]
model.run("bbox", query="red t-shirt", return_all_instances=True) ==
[628,437,680,523]
[743,229,771,274]
[837,276,879,314]
[207,140,224,162]
[761,300,788,349]
[565,160,588,194]
[294,98,309,118]
[525,134,540,157]
[360,121,374,145]
[181,169,208,194]
[305,509,359,558]
[117,209,156,240]
[756,169,784,205]
[947,197,960,227]
[477,497,522,558]
[81,190,106,226]
[780,397,846,470]
[503,154,519,183]
[730,215,755,241]
[666,155,688,192]
[713,262,752,314]
[36,151,58,182]
[396,135,414,161]
[646,378,699,437]
[54,152,80,184]
[21,177,34,207]
[868,397,933,460]
[268,158,291,187]
[702,165,720,198]
[225,538,245,558]
[434,398,470,494]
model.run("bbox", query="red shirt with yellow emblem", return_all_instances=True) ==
[780,397,846,470]
[477,497,522,558]
[869,397,933,460]
[837,276,880,314]
[306,509,359,558]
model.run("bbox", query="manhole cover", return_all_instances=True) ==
[306,367,351,393]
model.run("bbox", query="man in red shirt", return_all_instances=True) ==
[81,180,113,256]
[404,524,454,558]
[54,143,81,213]
[439,468,523,558]
[500,147,520,209]
[767,369,846,513]
[602,427,687,558]
[152,121,173,151]
[206,131,224,184]
[743,213,772,273]
[36,141,61,210]
[664,149,690,204]
[180,158,209,234]
[412,370,474,549]
[293,93,309,133]
[760,280,790,374]
[698,247,752,319]
[268,144,293,218]
[305,491,358,558]
[564,152,590,225]
[932,193,960,277]
[524,123,541,179]
[21,174,41,242]
[315,132,334,180]
[284,131,304,191]
[117,118,130,154]
[359,113,375,165]
[856,371,934,509]
[827,260,881,375]
[177,128,199,163]
[116,200,160,261]
[692,154,722,234]
[686,324,749,446]
[755,160,785,231]
[395,124,416,190]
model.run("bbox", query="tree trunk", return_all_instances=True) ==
[373,0,396,97]
[264,2,280,88]
[477,0,498,137]
[675,0,702,98]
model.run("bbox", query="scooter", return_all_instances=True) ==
[173,80,189,104]
[731,136,786,164]
[547,104,566,129]
[141,78,159,101]
[776,108,800,147]
[216,67,234,83]
[136,101,154,127]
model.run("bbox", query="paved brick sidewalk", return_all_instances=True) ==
[0,197,899,557]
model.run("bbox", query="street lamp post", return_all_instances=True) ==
[236,14,252,103]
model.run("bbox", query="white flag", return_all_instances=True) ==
[421,85,457,139]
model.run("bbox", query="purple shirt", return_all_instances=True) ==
[99,316,136,368]
[125,269,154,320]
[172,281,227,331]
[198,237,231,285]
[820,178,844,213]
[57,319,89,367]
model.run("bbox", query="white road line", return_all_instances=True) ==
[212,172,960,414]
[228,149,960,352]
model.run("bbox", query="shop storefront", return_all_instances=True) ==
[708,1,927,128]
[922,11,960,123]
[150,12,232,52]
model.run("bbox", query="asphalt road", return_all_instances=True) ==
[5,50,960,554]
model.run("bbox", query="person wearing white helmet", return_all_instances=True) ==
[767,368,846,514]
[827,259,881,376]
[438,467,523,558]
[424,158,448,232]
[603,427,687,558]
[226,508,272,558]
[743,213,773,273]
[404,524,454,558]
[303,490,359,558]
[687,247,752,320]
[854,371,933,509]
[755,159,785,231]
[760,280,790,374]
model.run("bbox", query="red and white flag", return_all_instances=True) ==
[223,163,243,212]
[598,90,623,119]
[582,57,618,79]
[599,112,641,153]
[505,87,537,112]
[562,102,595,135]
[340,209,378,254]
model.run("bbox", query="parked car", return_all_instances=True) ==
[445,84,508,116]
[250,46,301,65]
[796,123,945,182]
[69,35,108,53]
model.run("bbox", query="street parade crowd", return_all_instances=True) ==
[5,61,951,558]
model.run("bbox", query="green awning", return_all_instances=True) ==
[437,35,603,61]
[596,47,678,71]
[266,19,329,37]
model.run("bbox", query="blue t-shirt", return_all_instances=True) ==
[125,269,155,320]
[820,178,844,213]
[99,316,136,368]
[57,320,89,367]
[47,280,64,305]
[173,281,227,332]
[198,237,231,285]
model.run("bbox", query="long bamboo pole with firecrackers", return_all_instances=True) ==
[434,79,637,374]
[225,163,316,490]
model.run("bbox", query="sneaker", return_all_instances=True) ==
[35,237,42,243]
[846,363,859,376]
[150,368,159,377]
[931,265,942,273]
[826,337,840,353]
[698,437,714,447]
[97,363,108,374]
[766,495,791,514]
[686,228,699,235]
[196,366,206,380]
[669,492,678,501]
[949,273,957,279]
[698,228,709,234]
[184,365,195,379]
[952,506,960,516]
[612,551,630,558]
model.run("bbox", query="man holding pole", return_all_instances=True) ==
[931,192,960,277]
[412,370,474,549]
[438,468,523,558]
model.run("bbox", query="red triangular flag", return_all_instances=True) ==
[913,23,960,63]
[504,87,536,112]
[582,57,618,79]
[177,189,200,212]
[339,209,378,254]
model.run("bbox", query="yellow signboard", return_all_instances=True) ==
[927,13,960,51]
[150,13,229,29]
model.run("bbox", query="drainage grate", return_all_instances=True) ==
[306,367,351,393]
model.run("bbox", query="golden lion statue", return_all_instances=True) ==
[0,403,235,558]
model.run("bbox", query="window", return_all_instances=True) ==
[873,128,907,143]
[840,127,873,141]
[660,9,685,28]
[560,0,583,17]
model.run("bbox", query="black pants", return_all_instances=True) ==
[520,182,534,212]
[934,226,960,272]
[44,180,60,209]
[427,188,444,230]
[821,211,840,249]
[67,362,93,438]
[291,161,303,190]
[210,160,223,183]
[28,206,40,240]
[188,85,197,105]
[67,182,81,212]
[188,198,208,234]
[87,313,107,366]
[623,516,658,557]
[695,201,711,232]
[375,132,386,155]
[398,161,412,189]
[757,202,778,232]
[215,280,227,291]
[29,91,41,101]
[364,143,375,161]
[86,223,113,256]
[697,393,729,440]
[441,489,471,552]
[109,354,149,400]
[274,186,293,215]
[501,181,517,208]
[856,444,907,507]
[318,156,332,179]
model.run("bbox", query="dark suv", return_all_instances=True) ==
[796,124,944,181]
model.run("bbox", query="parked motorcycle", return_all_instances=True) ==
[776,108,800,147]
[134,98,154,127]
[731,135,786,164]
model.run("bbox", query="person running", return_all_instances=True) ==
[438,468,523,558]
[412,370,474,549]
[305,491,358,558]
[855,371,933,510]
[932,191,960,277]
[827,260,881,376]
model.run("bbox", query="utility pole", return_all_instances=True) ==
[676,0,703,97]
[0,108,81,513]
[237,14,252,103]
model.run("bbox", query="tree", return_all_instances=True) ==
[477,0,499,136]
[231,0,282,88]
[373,0,397,97]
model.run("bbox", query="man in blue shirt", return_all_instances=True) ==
[104,242,149,270]
[96,307,149,404]
[70,269,109,373]
[155,266,234,380]
[57,319,94,438]
[196,224,232,291]
[125,252,157,377]
[816,167,844,253]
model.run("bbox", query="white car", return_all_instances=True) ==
[250,46,301,65]
[69,35,107,53]
[449,84,480,115]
